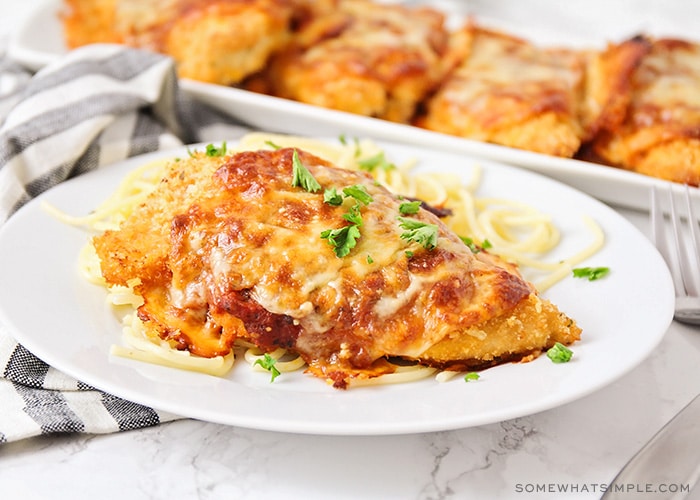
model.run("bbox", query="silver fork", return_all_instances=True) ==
[651,184,700,325]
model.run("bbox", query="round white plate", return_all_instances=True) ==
[0,140,674,435]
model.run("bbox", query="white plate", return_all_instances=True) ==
[8,0,700,211]
[0,139,675,435]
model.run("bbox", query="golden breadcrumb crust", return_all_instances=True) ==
[263,0,451,123]
[587,38,700,185]
[419,294,581,371]
[417,25,586,157]
[63,0,294,85]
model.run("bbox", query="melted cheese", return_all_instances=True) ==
[63,0,294,85]
[419,25,585,157]
[590,37,700,185]
[267,0,449,123]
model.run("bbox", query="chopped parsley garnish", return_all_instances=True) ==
[321,184,374,258]
[572,266,610,281]
[186,142,227,157]
[398,217,439,250]
[205,142,227,157]
[367,254,374,264]
[342,203,363,225]
[464,372,480,382]
[399,200,422,215]
[343,184,373,205]
[358,151,395,172]
[321,224,362,258]
[291,149,322,193]
[265,140,282,150]
[324,187,343,206]
[254,353,281,382]
[460,236,492,253]
[546,342,573,364]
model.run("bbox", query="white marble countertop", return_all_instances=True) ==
[1,2,700,499]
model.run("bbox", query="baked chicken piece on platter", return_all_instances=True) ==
[584,37,700,185]
[62,0,295,85]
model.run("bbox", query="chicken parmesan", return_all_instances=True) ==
[416,25,587,158]
[91,145,581,388]
[585,37,700,185]
[261,0,451,123]
[62,0,295,85]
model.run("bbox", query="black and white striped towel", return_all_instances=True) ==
[0,44,252,443]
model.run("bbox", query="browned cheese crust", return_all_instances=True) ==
[417,25,587,157]
[262,0,451,123]
[586,37,700,185]
[62,0,295,85]
[93,148,580,388]
[62,0,121,47]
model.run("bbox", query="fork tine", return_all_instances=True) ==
[651,186,683,297]
[651,186,667,257]
[667,184,700,298]
[653,184,700,325]
[682,184,700,291]
[667,185,695,296]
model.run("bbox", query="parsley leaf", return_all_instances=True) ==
[572,266,610,281]
[254,353,281,382]
[464,372,480,382]
[546,342,573,363]
[321,183,374,257]
[343,184,373,205]
[205,142,227,157]
[291,149,322,193]
[321,224,362,258]
[358,151,395,172]
[398,217,439,250]
[399,200,422,215]
[324,187,343,206]
[460,236,492,253]
[342,203,363,225]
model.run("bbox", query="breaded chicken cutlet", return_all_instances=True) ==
[62,0,295,85]
[584,37,700,185]
[261,0,452,123]
[416,24,588,158]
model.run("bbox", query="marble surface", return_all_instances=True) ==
[2,2,700,499]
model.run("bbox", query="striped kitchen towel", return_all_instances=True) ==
[0,44,251,443]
